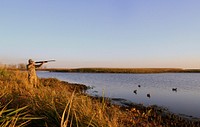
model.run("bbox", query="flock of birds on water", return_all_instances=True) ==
[133,85,178,98]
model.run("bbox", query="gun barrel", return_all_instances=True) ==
[35,60,56,63]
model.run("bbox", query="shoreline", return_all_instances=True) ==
[110,97,199,120]
[44,78,200,121]
[87,89,200,121]
[54,77,200,122]
[86,91,200,126]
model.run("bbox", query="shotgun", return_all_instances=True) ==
[35,60,56,63]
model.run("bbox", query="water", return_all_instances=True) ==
[37,71,200,118]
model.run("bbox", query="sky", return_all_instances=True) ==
[0,0,200,68]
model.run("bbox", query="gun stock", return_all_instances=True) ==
[35,60,56,63]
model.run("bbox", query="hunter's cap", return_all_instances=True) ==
[28,59,34,63]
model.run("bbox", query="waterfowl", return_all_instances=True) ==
[172,88,177,92]
[133,90,137,94]
[147,93,151,98]
[138,85,141,87]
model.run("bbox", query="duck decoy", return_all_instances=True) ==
[133,90,137,94]
[147,93,151,98]
[172,88,177,92]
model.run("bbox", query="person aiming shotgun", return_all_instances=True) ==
[27,59,55,87]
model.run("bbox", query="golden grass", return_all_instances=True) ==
[0,68,126,126]
[0,68,200,127]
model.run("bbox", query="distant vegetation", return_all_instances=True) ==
[2,63,200,73]
[38,68,200,73]
[1,67,200,126]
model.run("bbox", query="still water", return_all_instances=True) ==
[37,72,200,118]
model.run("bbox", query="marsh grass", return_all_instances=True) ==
[1,68,200,127]
[0,69,124,126]
[0,96,42,127]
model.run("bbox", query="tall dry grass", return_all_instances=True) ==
[0,68,127,127]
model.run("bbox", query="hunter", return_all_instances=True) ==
[27,59,46,87]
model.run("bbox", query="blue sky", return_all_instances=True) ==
[0,0,200,68]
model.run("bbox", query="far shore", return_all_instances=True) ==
[36,68,200,74]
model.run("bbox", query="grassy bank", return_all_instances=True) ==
[0,68,200,127]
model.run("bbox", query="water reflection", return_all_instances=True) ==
[37,72,200,118]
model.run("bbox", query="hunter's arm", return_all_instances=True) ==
[35,63,44,68]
